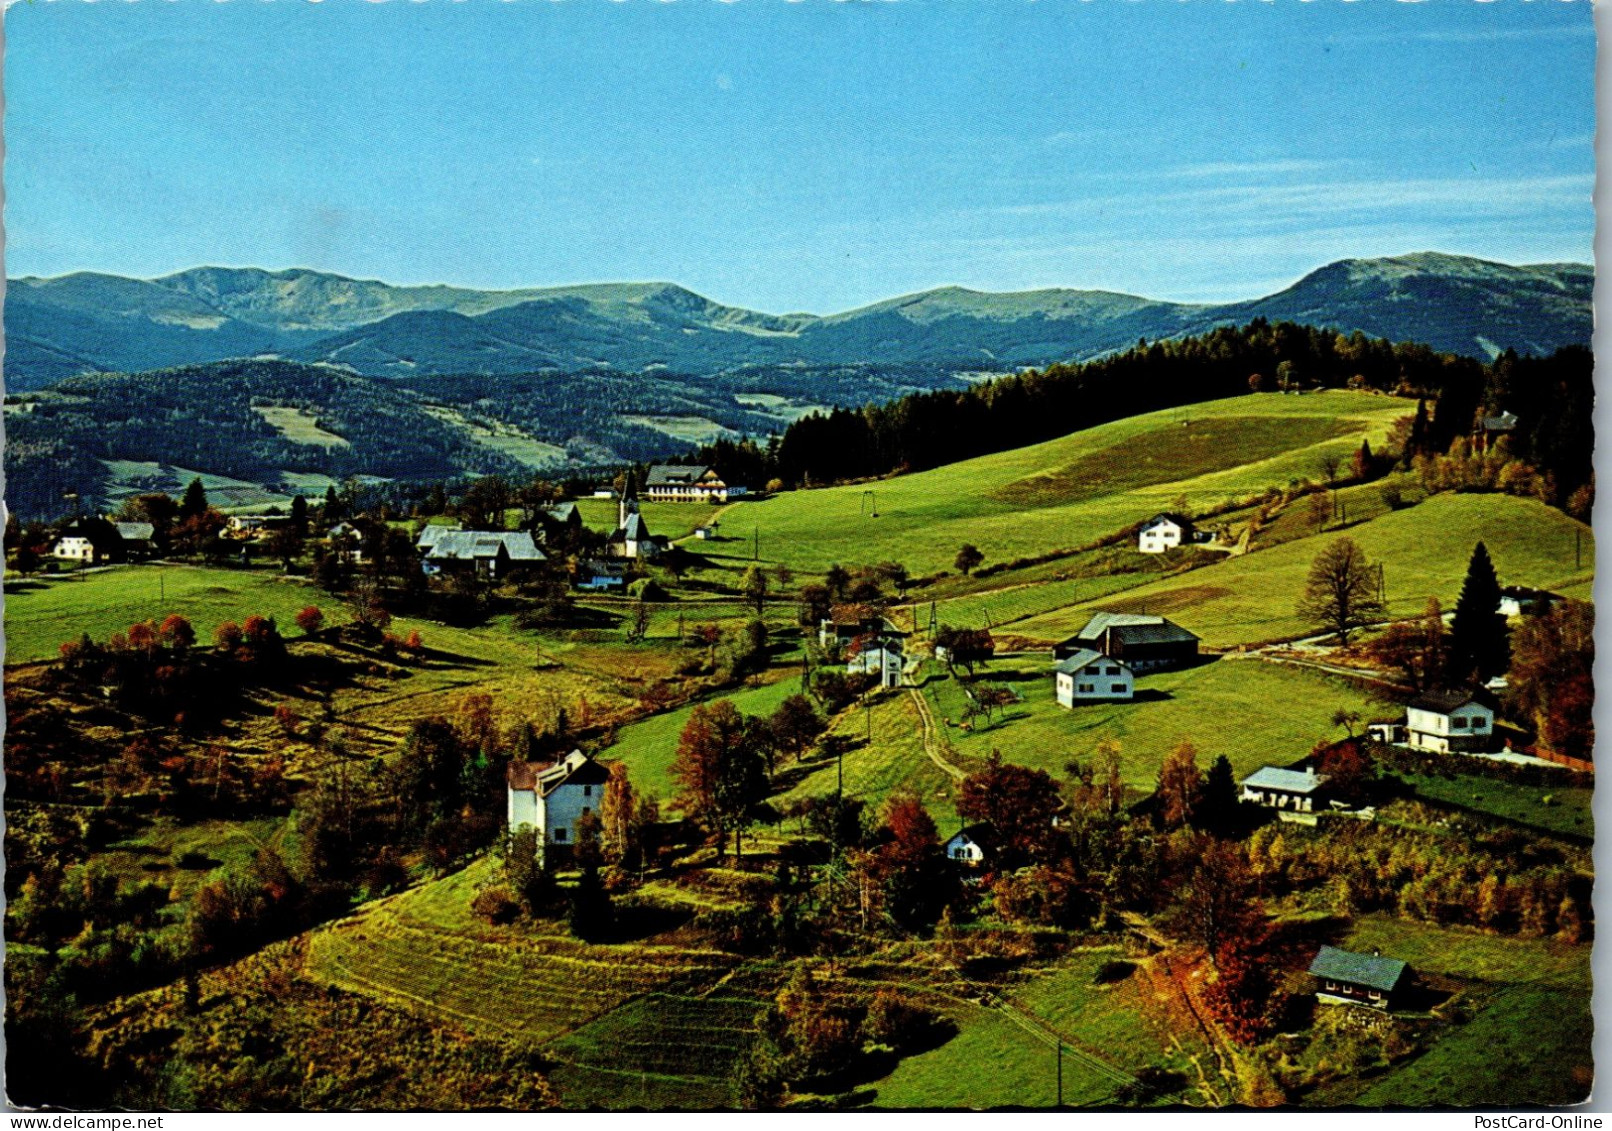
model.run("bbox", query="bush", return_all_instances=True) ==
[628,578,666,602]
[470,886,521,926]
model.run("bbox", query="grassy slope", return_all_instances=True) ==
[692,391,1408,576]
[925,659,1376,790]
[3,564,348,664]
[1323,916,1592,1107]
[602,674,805,802]
[1013,492,1594,648]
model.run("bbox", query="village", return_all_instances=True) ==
[3,374,1595,1110]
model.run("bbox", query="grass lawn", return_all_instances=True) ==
[601,672,807,802]
[772,688,959,825]
[1013,493,1593,648]
[925,658,1375,790]
[4,564,346,664]
[687,391,1407,578]
[1320,917,1593,1106]
[1398,772,1593,842]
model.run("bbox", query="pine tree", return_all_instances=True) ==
[179,477,208,520]
[1194,755,1240,836]
[1448,541,1509,682]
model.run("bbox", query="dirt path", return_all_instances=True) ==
[909,687,966,781]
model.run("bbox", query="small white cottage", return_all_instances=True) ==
[1137,513,1196,554]
[507,749,613,866]
[1405,689,1495,754]
[1053,649,1134,708]
[848,639,905,689]
[1240,766,1328,812]
[944,825,991,868]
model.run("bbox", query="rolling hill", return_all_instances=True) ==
[5,253,1591,390]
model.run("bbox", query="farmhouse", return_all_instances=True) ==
[1239,766,1328,813]
[644,464,746,503]
[1497,586,1562,618]
[1405,689,1496,754]
[1136,512,1203,554]
[944,824,991,868]
[539,502,583,537]
[847,637,905,689]
[51,519,124,564]
[114,522,156,560]
[1308,946,1408,1011]
[51,534,100,563]
[1053,649,1134,708]
[507,750,613,866]
[423,529,546,579]
[1057,612,1199,672]
[819,605,906,650]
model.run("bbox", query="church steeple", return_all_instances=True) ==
[619,470,639,529]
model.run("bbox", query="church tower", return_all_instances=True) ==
[618,470,640,530]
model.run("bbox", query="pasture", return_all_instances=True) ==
[690,391,1407,577]
[3,564,345,664]
[1012,493,1593,648]
[924,658,1377,790]
[1315,916,1592,1107]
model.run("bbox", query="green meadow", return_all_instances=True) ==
[923,658,1377,790]
[688,391,1408,577]
[1013,493,1592,648]
[2,564,347,664]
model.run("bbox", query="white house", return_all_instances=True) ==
[1053,649,1133,708]
[52,535,98,563]
[507,749,614,867]
[1137,512,1197,554]
[848,639,905,689]
[1497,586,1562,618]
[1405,689,1496,754]
[644,464,747,503]
[944,825,990,868]
[1240,766,1328,813]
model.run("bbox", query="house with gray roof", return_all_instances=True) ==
[1053,649,1133,707]
[643,464,746,503]
[423,529,545,579]
[1405,688,1496,754]
[1308,945,1408,1011]
[1056,612,1200,671]
[1240,765,1329,813]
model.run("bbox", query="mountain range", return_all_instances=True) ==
[4,252,1592,391]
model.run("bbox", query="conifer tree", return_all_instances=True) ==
[1448,541,1509,682]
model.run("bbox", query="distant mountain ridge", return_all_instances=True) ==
[4,252,1591,390]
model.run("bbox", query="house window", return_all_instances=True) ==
[1452,717,1468,730]
[553,828,567,842]
[1078,683,1095,693]
[1111,684,1127,694]
[583,785,592,797]
[1473,718,1489,731]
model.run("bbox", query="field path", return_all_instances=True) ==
[909,687,965,781]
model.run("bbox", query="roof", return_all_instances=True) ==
[1408,688,1494,715]
[1241,766,1326,794]
[645,464,716,487]
[115,522,155,542]
[1499,585,1560,601]
[1074,612,1199,646]
[828,604,880,627]
[427,529,545,562]
[612,513,652,542]
[1052,648,1107,674]
[1308,946,1407,993]
[508,750,612,796]
[1143,512,1194,530]
[543,502,578,523]
[946,823,993,849]
[415,524,459,549]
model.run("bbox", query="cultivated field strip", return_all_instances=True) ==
[306,900,738,1043]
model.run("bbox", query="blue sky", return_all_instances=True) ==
[4,0,1595,312]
